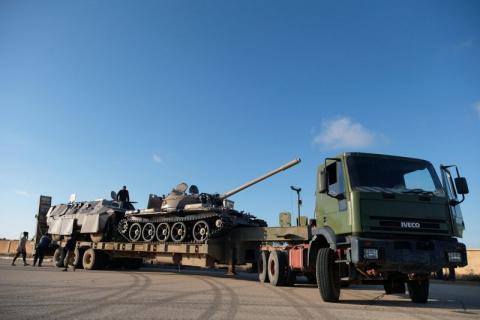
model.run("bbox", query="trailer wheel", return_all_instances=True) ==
[316,248,340,302]
[72,247,84,269]
[268,250,288,286]
[407,278,429,303]
[53,248,65,268]
[83,248,101,270]
[258,251,270,283]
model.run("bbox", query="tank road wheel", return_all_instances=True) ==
[142,223,156,242]
[407,278,429,303]
[192,220,210,243]
[118,219,129,236]
[156,223,170,242]
[316,248,340,302]
[267,250,288,286]
[128,223,142,242]
[258,251,270,283]
[171,222,187,243]
[90,232,105,243]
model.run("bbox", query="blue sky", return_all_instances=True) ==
[0,1,479,247]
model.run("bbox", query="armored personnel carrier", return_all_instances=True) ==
[118,159,301,243]
[46,196,134,243]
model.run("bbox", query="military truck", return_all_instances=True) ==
[255,152,469,303]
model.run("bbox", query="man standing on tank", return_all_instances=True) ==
[11,232,29,266]
[117,185,130,209]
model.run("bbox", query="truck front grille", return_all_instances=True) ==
[368,216,449,234]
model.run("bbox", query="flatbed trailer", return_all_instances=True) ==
[52,226,311,272]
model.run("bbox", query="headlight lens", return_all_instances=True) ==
[364,248,379,260]
[447,252,462,263]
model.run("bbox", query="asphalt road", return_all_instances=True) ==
[0,260,479,320]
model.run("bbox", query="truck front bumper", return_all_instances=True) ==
[350,236,467,273]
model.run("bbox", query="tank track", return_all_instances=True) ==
[117,212,234,244]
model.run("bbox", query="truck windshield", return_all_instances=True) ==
[346,155,444,196]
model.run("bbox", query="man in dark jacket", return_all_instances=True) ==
[117,186,130,209]
[33,234,51,267]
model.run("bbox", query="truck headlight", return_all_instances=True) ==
[364,248,379,260]
[447,252,462,263]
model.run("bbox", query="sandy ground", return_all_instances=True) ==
[0,260,479,320]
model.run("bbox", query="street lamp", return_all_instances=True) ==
[290,186,302,226]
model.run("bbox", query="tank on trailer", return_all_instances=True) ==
[117,158,301,244]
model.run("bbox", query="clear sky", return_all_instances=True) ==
[0,1,479,247]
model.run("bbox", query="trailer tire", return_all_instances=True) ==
[407,278,429,303]
[82,248,101,270]
[72,247,84,269]
[316,248,340,302]
[258,251,270,283]
[53,248,65,268]
[268,250,288,286]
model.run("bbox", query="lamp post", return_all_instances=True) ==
[290,186,302,226]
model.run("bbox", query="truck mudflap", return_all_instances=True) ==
[350,236,467,273]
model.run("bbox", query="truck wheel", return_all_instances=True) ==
[83,248,100,270]
[316,248,340,302]
[407,278,429,303]
[268,250,288,286]
[53,248,65,268]
[258,251,270,283]
[384,279,405,294]
[72,247,84,269]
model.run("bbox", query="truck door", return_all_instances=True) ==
[440,165,465,238]
[316,160,349,234]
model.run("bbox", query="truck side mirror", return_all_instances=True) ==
[455,177,469,195]
[318,170,328,193]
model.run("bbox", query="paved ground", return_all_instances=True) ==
[0,260,479,320]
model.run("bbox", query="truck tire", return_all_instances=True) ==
[72,247,84,269]
[384,279,405,294]
[316,248,340,302]
[407,278,429,303]
[258,251,270,283]
[268,250,288,286]
[82,248,101,270]
[53,248,65,268]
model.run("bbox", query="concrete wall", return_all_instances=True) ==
[0,240,35,256]
[456,249,480,276]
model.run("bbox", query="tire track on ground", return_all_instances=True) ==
[262,284,311,320]
[206,277,240,320]
[53,272,144,318]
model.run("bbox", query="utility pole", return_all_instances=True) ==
[290,186,302,226]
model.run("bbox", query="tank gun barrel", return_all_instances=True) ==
[220,158,301,199]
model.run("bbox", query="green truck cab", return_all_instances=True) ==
[258,152,468,304]
[314,152,468,302]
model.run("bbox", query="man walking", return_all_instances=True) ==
[12,232,29,266]
[33,234,51,267]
